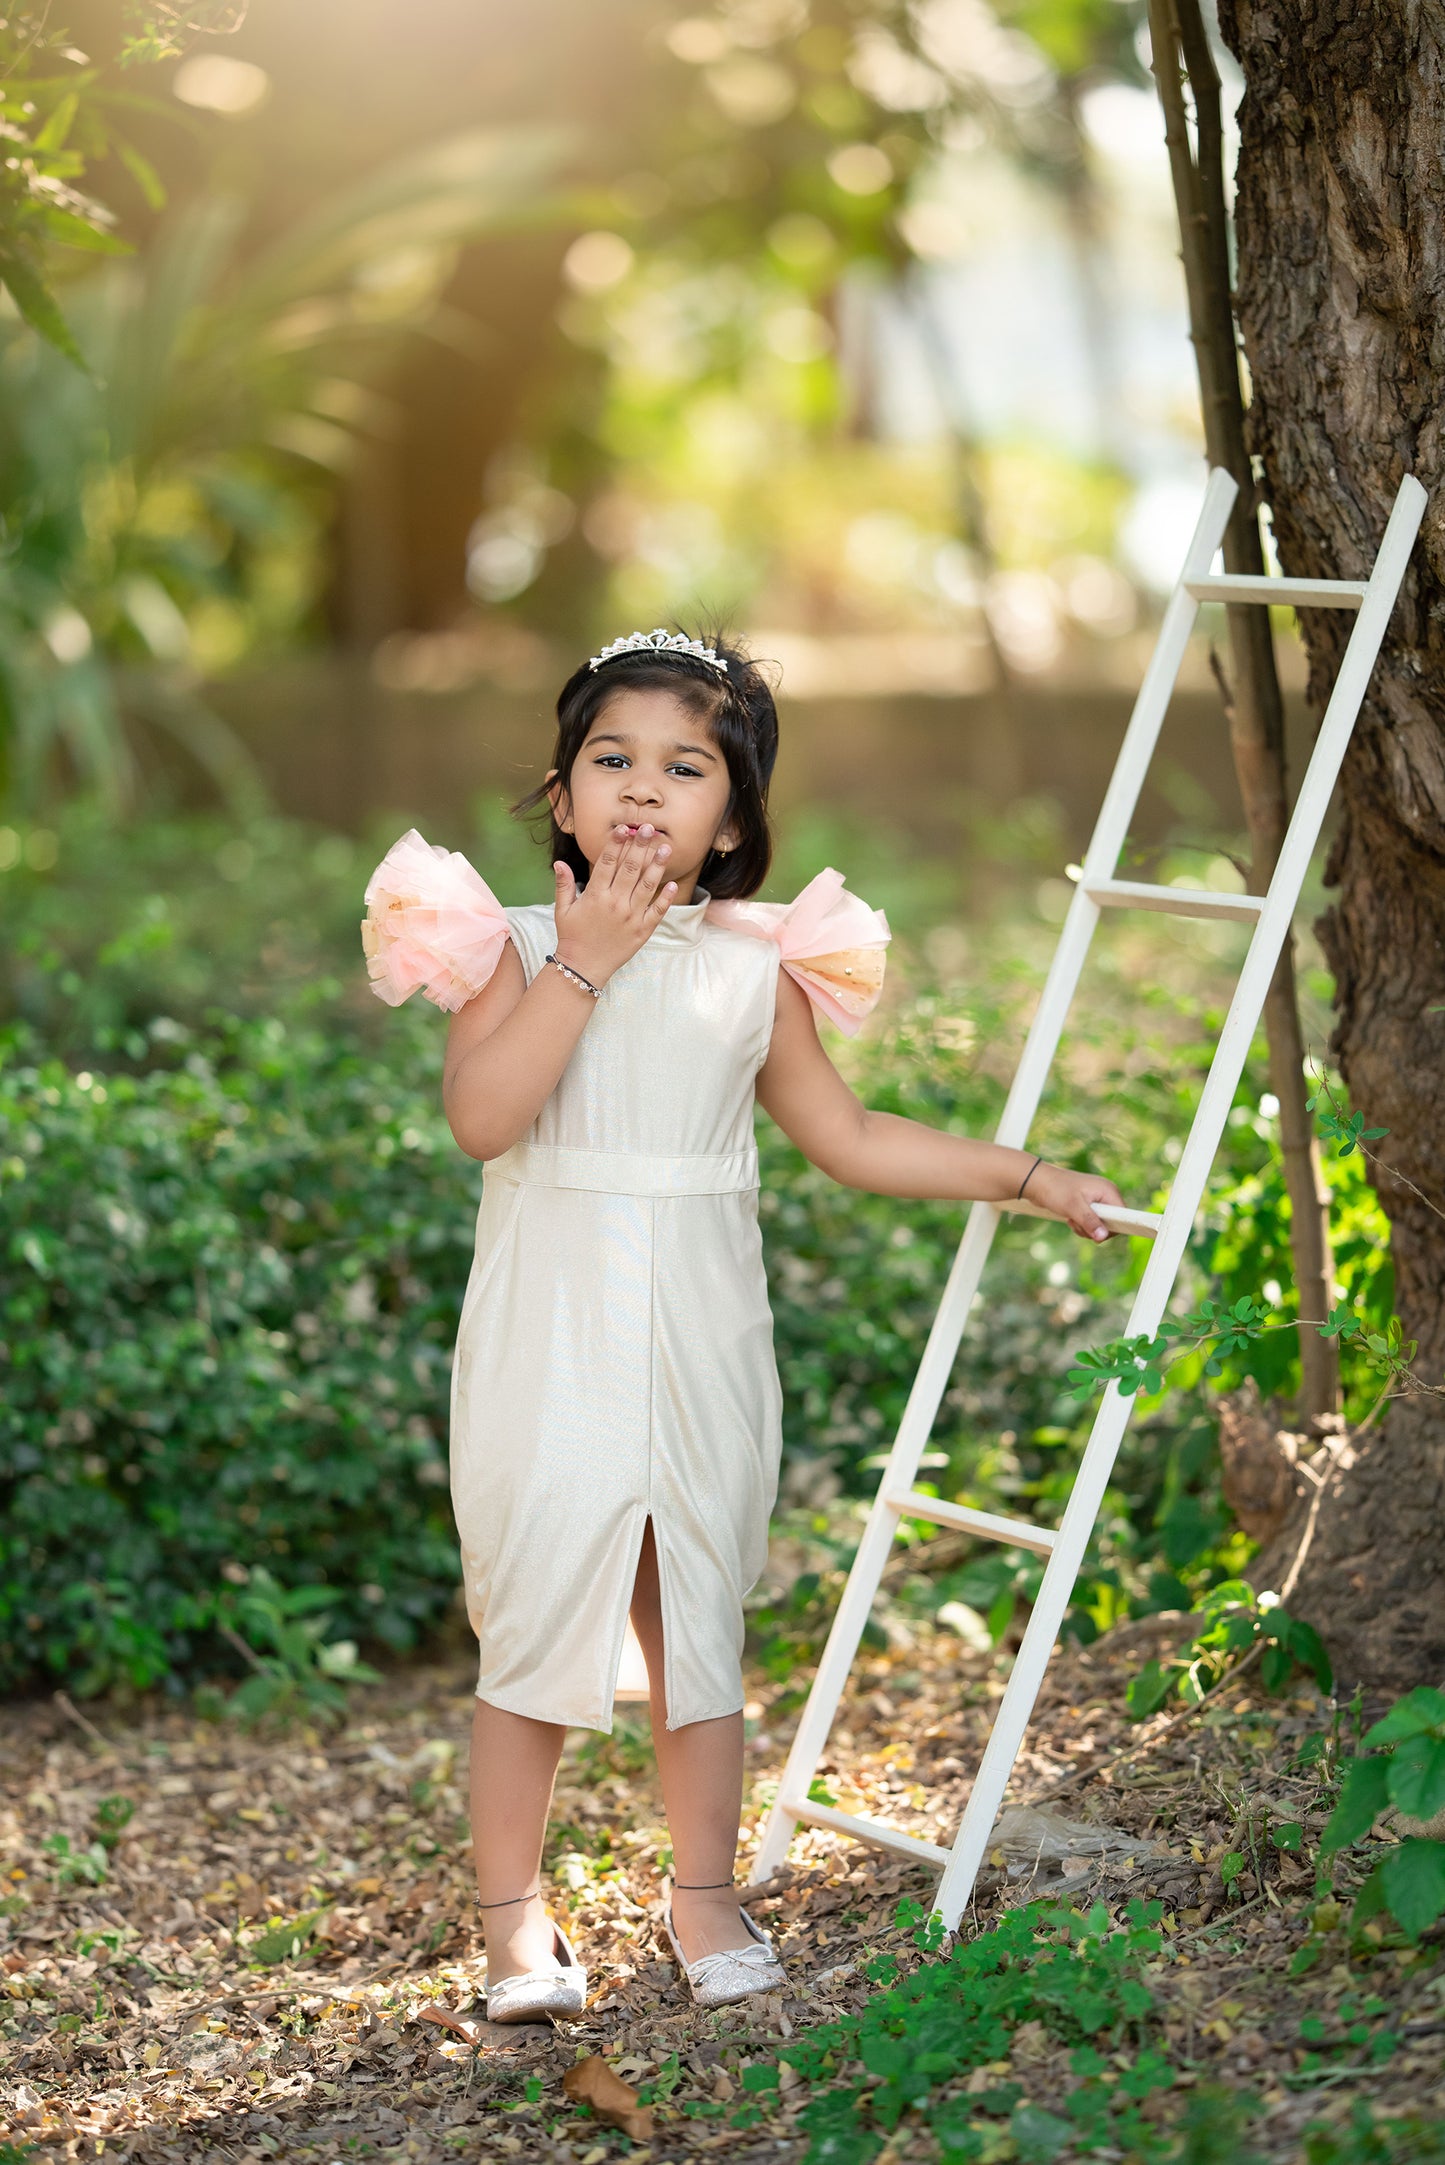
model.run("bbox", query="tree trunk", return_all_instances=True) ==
[1216,0,1445,1688]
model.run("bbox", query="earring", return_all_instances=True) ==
[716,841,731,854]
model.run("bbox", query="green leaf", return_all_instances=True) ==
[38,204,131,256]
[1281,1618,1333,1693]
[33,90,79,153]
[1124,1659,1175,1723]
[0,247,90,371]
[1320,1756,1390,1855]
[247,1907,325,1966]
[1010,2104,1075,2161]
[1385,1736,1445,1821]
[1220,1851,1246,1889]
[1362,1686,1445,1748]
[1376,1840,1445,1941]
[1271,1821,1304,1853]
[1260,1642,1293,1693]
[117,138,168,210]
[741,2062,779,2092]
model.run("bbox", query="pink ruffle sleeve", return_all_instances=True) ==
[361,829,512,1014]
[707,867,891,1036]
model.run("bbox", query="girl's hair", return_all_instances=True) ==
[510,633,778,900]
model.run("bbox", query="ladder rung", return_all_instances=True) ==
[1005,1198,1162,1239]
[885,1489,1057,1557]
[1185,574,1368,609]
[1084,878,1265,923]
[1093,1204,1163,1238]
[785,1796,949,1866]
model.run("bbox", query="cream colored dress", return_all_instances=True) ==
[361,831,890,1735]
[450,892,782,1732]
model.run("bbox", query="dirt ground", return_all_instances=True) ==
[3,1614,1441,2162]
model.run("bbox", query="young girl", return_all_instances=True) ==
[362,628,1122,2021]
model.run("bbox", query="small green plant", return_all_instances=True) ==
[1302,2101,1445,2163]
[775,1895,1233,2163]
[219,1567,382,1727]
[1125,1580,1332,1721]
[1320,1685,1445,1941]
[94,1794,135,1848]
[42,1831,109,1886]
[245,1907,329,1968]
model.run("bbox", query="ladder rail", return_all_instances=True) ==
[931,470,1427,1929]
[748,469,1239,1883]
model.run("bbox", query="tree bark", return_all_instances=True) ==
[1149,0,1339,1423]
[1216,0,1445,1687]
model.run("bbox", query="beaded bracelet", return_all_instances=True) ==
[546,951,602,999]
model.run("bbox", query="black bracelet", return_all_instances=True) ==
[1016,1154,1044,1200]
[545,952,601,999]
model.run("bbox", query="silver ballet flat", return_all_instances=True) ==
[484,1921,587,2024]
[662,1901,787,2010]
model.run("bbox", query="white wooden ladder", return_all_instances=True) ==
[750,465,1426,1932]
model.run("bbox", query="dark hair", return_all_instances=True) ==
[510,633,779,900]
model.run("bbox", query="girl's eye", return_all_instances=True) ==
[593,756,701,778]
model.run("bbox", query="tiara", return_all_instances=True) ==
[587,628,728,675]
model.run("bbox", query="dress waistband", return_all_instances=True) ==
[484,1141,759,1196]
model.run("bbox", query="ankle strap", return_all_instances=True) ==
[475,1887,540,1910]
[674,1878,736,1890]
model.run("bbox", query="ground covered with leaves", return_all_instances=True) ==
[3,1612,1443,2164]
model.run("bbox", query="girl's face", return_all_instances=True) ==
[547,686,738,903]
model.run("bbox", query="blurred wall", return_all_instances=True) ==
[210,656,1320,862]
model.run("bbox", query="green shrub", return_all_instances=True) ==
[0,802,1393,1698]
[0,990,1128,1697]
[0,1009,473,1694]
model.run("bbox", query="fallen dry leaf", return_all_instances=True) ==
[413,2000,482,2044]
[563,2051,655,2139]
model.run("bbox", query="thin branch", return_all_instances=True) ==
[52,1691,119,1756]
[1306,1061,1445,1226]
[1152,0,1338,1422]
[217,1621,271,1676]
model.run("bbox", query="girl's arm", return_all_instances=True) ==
[755,971,1123,1242]
[444,826,676,1160]
[443,945,594,1161]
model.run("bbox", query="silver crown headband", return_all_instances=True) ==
[587,628,728,675]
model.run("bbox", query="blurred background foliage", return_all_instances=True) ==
[0,0,1263,818]
[0,804,1391,1698]
[0,0,1367,1701]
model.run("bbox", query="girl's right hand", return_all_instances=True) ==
[552,824,678,985]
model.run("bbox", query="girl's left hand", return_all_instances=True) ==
[1028,1165,1125,1243]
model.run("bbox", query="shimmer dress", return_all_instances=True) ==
[362,834,889,1734]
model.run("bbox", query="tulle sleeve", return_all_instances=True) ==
[706,868,890,1036]
[361,829,512,1014]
